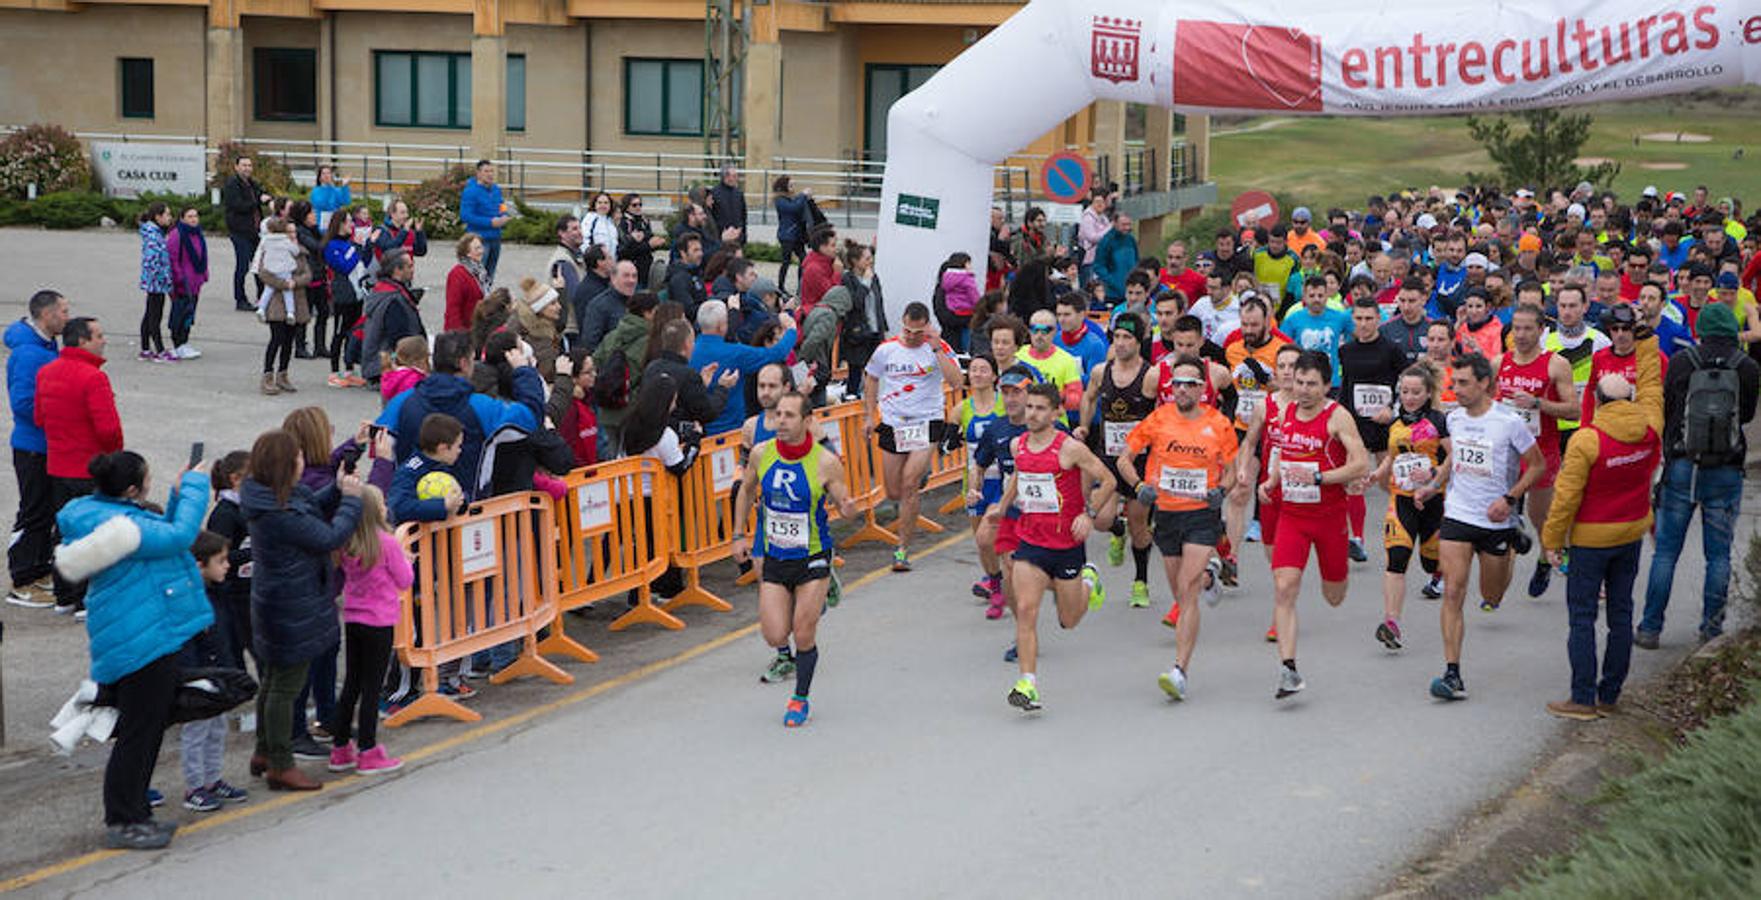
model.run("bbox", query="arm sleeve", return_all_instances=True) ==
[131,473,211,558]
[389,467,449,524]
[383,532,415,591]
[90,380,125,453]
[1541,432,1595,550]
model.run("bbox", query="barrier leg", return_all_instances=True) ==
[663,566,734,614]
[735,568,757,587]
[611,585,686,631]
[386,661,481,728]
[489,634,575,686]
[911,515,946,534]
[536,611,600,664]
[840,507,902,549]
[939,494,966,516]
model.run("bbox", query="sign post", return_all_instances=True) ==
[90,142,207,198]
[1039,152,1093,206]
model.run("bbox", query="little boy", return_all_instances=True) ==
[386,413,470,704]
[179,531,250,812]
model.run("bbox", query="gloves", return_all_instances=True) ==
[1206,487,1227,511]
[1135,481,1158,507]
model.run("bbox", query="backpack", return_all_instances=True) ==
[1682,348,1741,464]
[594,346,634,410]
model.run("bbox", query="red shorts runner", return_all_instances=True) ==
[995,517,1021,556]
[1270,509,1350,582]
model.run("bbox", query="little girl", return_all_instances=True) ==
[255,218,300,318]
[137,202,174,361]
[380,335,431,403]
[327,485,409,775]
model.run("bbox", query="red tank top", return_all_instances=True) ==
[1012,431,1085,550]
[1574,426,1661,525]
[1275,400,1346,514]
[1496,350,1560,444]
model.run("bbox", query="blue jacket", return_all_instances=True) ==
[1093,229,1138,301]
[459,178,505,241]
[379,370,542,498]
[774,194,809,244]
[1057,322,1110,382]
[240,478,362,666]
[56,471,213,684]
[690,329,796,437]
[389,451,455,525]
[5,318,56,452]
[309,183,353,219]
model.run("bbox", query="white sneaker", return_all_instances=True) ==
[175,344,202,359]
[1158,666,1187,701]
[5,588,53,609]
[1201,557,1222,607]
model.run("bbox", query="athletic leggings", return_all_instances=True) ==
[330,302,361,372]
[307,283,330,354]
[140,292,166,353]
[263,321,295,373]
[331,622,393,751]
[168,292,198,347]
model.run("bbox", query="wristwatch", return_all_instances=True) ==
[1502,493,1519,506]
[1313,471,1324,486]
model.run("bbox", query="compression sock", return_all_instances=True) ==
[793,646,818,697]
[1347,493,1366,540]
[1110,518,1127,538]
[1446,662,1460,678]
[1282,658,1297,671]
[1132,544,1152,583]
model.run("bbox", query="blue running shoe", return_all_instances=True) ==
[1430,671,1468,701]
[783,696,810,728]
[146,788,164,808]
[1003,644,1017,664]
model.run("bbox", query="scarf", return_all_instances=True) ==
[176,221,207,274]
[462,257,491,295]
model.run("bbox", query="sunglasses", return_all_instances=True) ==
[1029,324,1055,334]
[1171,377,1203,387]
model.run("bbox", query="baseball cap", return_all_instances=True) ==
[1513,188,1535,199]
[1715,272,1741,290]
[1518,233,1542,253]
[1600,303,1637,330]
[1641,185,1659,198]
[998,363,1038,389]
[1292,206,1312,222]
[1566,203,1587,220]
[1415,213,1438,230]
[750,276,780,297]
[1463,252,1490,269]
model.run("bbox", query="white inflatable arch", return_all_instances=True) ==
[876,0,1761,317]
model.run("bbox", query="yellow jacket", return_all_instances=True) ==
[1541,336,1663,550]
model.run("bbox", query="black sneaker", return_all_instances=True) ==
[1633,630,1660,650]
[1429,671,1468,701]
[106,822,172,850]
[1527,564,1552,598]
[1420,575,1444,600]
[290,733,328,760]
[1347,538,1369,563]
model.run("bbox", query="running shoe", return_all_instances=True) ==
[1129,581,1150,608]
[1375,618,1403,651]
[1527,564,1552,598]
[208,780,249,803]
[1007,678,1041,713]
[327,741,358,772]
[1082,563,1105,611]
[985,597,1006,619]
[1265,625,1278,643]
[826,568,843,609]
[175,344,202,359]
[1201,558,1222,608]
[1480,598,1502,613]
[438,679,478,702]
[1430,671,1468,701]
[783,696,811,728]
[5,587,52,609]
[760,653,796,684]
[1245,520,1262,543]
[971,574,995,599]
[1161,602,1181,630]
[146,787,164,808]
[1420,574,1444,600]
[137,350,157,362]
[327,373,350,388]
[1003,644,1018,663]
[891,547,911,572]
[1219,556,1239,588]
[1348,538,1369,563]
[156,351,180,363]
[1157,666,1187,701]
[1275,666,1305,699]
[1108,533,1126,567]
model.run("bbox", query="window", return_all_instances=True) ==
[254,48,317,122]
[119,58,154,119]
[624,59,703,137]
[864,64,939,157]
[506,54,526,132]
[375,51,471,129]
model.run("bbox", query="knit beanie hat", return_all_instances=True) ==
[521,276,558,315]
[1697,302,1739,339]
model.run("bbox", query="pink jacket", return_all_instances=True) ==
[379,366,426,402]
[340,531,414,628]
[940,269,979,316]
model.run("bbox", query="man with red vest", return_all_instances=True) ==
[1539,334,1662,721]
[35,316,123,616]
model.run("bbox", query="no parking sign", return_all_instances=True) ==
[1039,152,1093,205]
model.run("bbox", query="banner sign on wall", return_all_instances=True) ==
[91,142,207,199]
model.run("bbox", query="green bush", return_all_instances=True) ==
[30,191,114,229]
[0,124,92,198]
[0,196,31,226]
[742,241,782,263]
[501,199,562,245]
[210,140,294,196]
[405,164,471,240]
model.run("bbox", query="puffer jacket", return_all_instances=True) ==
[1542,337,1664,551]
[798,284,853,391]
[55,471,212,684]
[139,221,171,293]
[5,317,57,453]
[239,477,362,666]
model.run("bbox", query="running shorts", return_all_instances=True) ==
[1384,495,1443,574]
[876,420,947,455]
[1270,510,1350,582]
[761,552,834,589]
[1440,517,1518,556]
[1014,540,1086,581]
[1153,507,1222,554]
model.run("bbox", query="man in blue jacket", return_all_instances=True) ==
[6,289,68,607]
[379,331,542,498]
[1093,214,1139,302]
[691,300,797,436]
[458,160,510,282]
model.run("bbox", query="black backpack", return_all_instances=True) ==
[594,347,634,410]
[1681,347,1741,464]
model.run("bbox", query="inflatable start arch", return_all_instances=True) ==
[875,0,1761,318]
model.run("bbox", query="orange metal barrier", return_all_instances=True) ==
[388,492,570,727]
[542,456,683,658]
[665,429,745,614]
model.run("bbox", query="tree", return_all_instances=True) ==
[1463,109,1619,192]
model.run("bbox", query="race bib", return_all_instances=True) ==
[1103,420,1138,457]
[1392,452,1432,492]
[1282,461,1321,504]
[1455,436,1494,479]
[1502,401,1541,435]
[1016,472,1061,514]
[764,508,809,550]
[1158,465,1209,500]
[1236,389,1265,423]
[892,421,930,452]
[1353,384,1394,418]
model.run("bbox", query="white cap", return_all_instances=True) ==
[1567,203,1587,220]
[1641,185,1659,198]
[1463,252,1490,269]
[1415,213,1438,229]
[1514,188,1535,199]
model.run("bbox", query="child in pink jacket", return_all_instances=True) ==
[326,486,411,775]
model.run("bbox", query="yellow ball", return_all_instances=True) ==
[416,471,461,501]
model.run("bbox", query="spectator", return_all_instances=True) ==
[137,202,173,361]
[670,203,725,263]
[468,288,514,358]
[710,164,747,241]
[547,214,587,320]
[840,241,887,398]
[359,250,424,384]
[582,191,619,261]
[221,156,268,311]
[1010,207,1059,269]
[38,315,123,605]
[665,233,709,321]
[583,260,638,354]
[445,233,490,332]
[773,176,812,292]
[370,198,429,264]
[379,330,543,492]
[594,291,660,458]
[548,349,599,468]
[6,289,68,608]
[1637,303,1760,648]
[321,212,372,388]
[240,429,365,791]
[254,216,310,395]
[379,335,431,403]
[932,252,979,353]
[692,300,796,436]
[289,200,329,361]
[798,225,839,315]
[53,451,212,848]
[513,276,565,378]
[1093,214,1138,302]
[570,245,614,343]
[1076,191,1111,285]
[644,318,737,430]
[308,164,353,231]
[458,160,509,281]
[615,193,666,285]
[797,286,850,405]
[165,206,209,360]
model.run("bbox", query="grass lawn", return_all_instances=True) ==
[1205,88,1760,212]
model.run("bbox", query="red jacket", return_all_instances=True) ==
[34,347,123,479]
[798,250,835,316]
[444,264,485,332]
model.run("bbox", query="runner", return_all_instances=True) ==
[1371,364,1453,650]
[1017,309,1086,413]
[862,301,964,572]
[1237,343,1304,642]
[1259,350,1371,698]
[1541,285,1612,461]
[1115,356,1238,701]
[968,363,1041,656]
[1433,353,1548,701]
[1379,278,1431,365]
[1076,313,1158,607]
[956,355,1007,617]
[1424,321,1459,412]
[731,392,859,727]
[1495,304,1578,596]
[1222,296,1288,550]
[1280,279,1352,388]
[993,382,1114,714]
[1580,304,1665,423]
[741,361,798,683]
[1337,296,1408,562]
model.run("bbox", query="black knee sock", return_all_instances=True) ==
[774,644,793,659]
[1446,662,1460,677]
[1110,518,1126,538]
[793,646,818,698]
[1282,658,1297,671]
[1132,544,1151,583]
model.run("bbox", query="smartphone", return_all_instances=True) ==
[188,441,205,469]
[368,424,386,444]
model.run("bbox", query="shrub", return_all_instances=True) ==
[30,191,114,229]
[111,192,225,234]
[0,196,31,226]
[404,164,471,240]
[742,241,782,263]
[0,124,92,198]
[500,199,562,245]
[210,140,294,196]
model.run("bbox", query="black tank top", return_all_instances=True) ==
[1093,359,1157,458]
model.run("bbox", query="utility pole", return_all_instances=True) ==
[703,0,747,163]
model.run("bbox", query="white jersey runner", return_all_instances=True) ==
[1443,405,1536,530]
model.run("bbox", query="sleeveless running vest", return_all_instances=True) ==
[753,441,832,559]
[1012,431,1085,550]
[1095,359,1157,459]
[1275,400,1347,513]
[1497,350,1561,444]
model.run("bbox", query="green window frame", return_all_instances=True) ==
[506,54,526,133]
[863,64,940,158]
[253,48,318,122]
[374,51,472,130]
[623,58,704,138]
[119,57,154,119]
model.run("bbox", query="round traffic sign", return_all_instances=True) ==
[1231,191,1279,229]
[1040,152,1093,205]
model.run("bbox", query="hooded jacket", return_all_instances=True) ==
[139,221,172,294]
[240,478,361,666]
[798,284,853,391]
[35,346,124,479]
[166,221,209,298]
[593,311,650,429]
[1543,337,1664,550]
[360,277,424,381]
[378,369,543,498]
[55,471,212,683]
[5,318,57,453]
